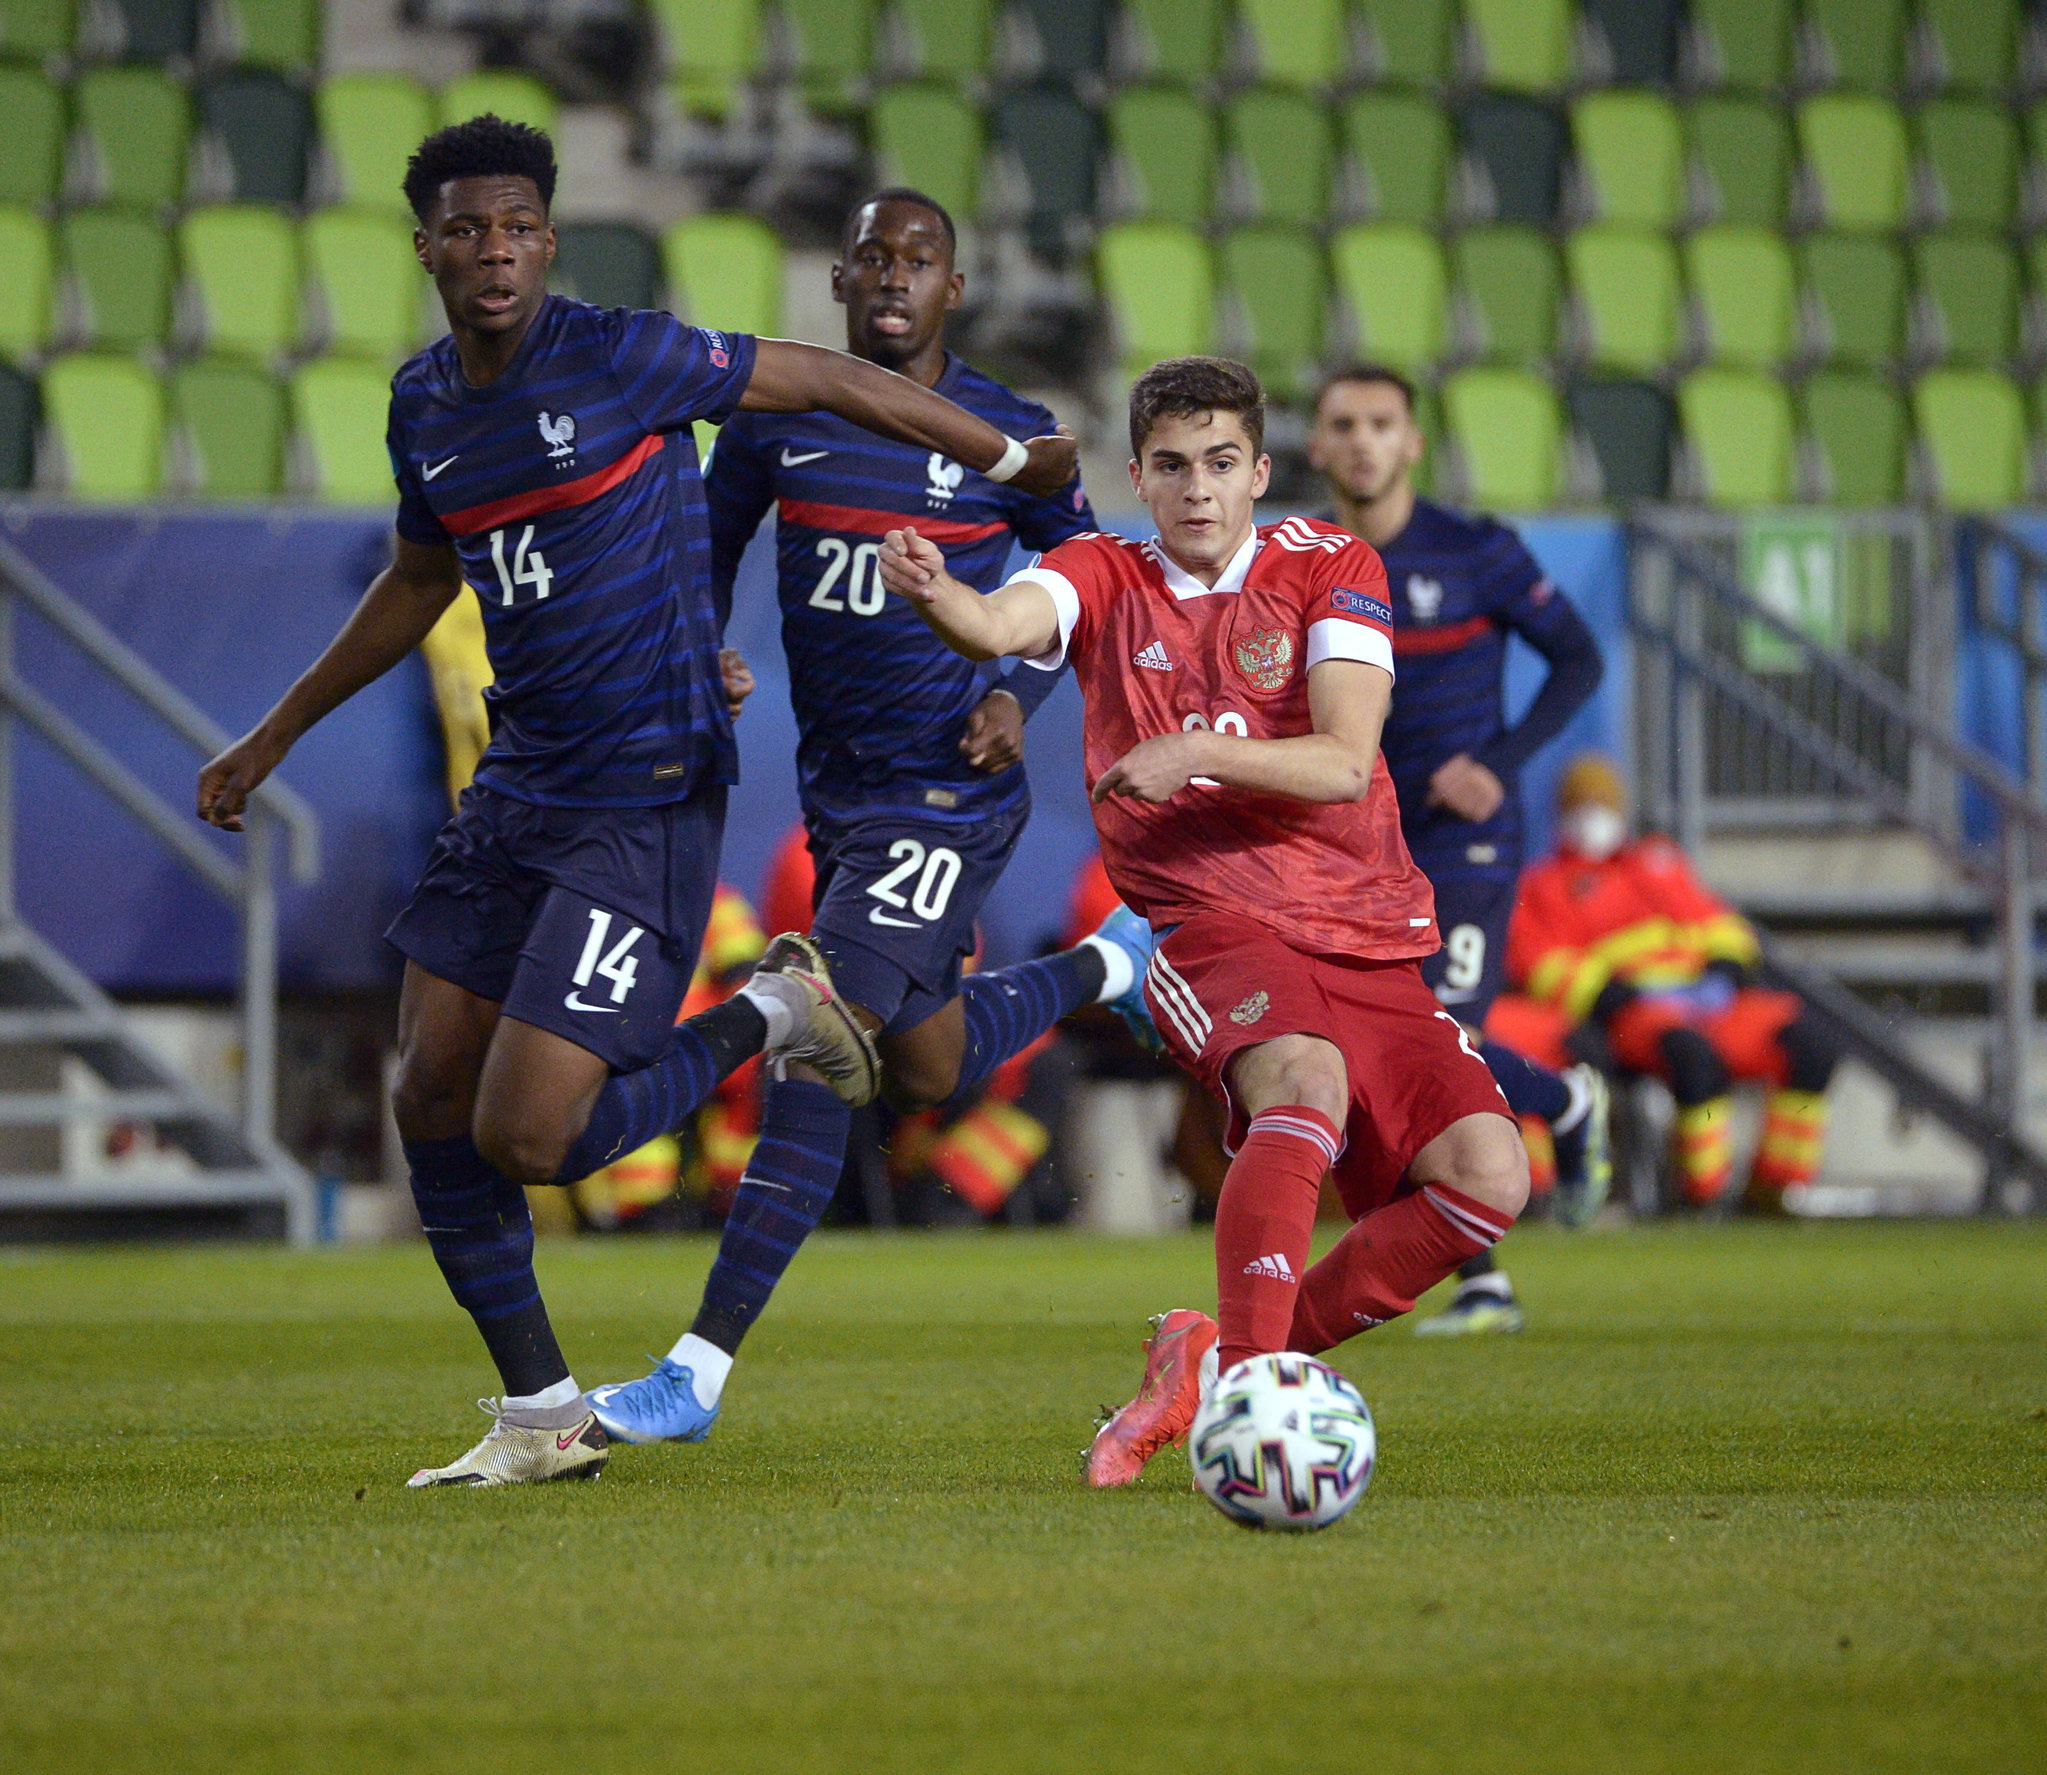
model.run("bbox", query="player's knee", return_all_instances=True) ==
[390,1045,477,1143]
[1230,1034,1348,1127]
[881,1056,960,1115]
[473,1112,571,1190]
[1453,1117,1532,1220]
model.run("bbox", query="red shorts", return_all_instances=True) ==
[1145,912,1509,1220]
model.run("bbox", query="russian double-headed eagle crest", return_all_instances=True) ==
[1233,625,1294,690]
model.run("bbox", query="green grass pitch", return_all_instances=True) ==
[2,1221,2043,1773]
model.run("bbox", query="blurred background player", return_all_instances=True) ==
[880,356,1529,1489]
[1504,757,1840,1212]
[195,119,1082,1488]
[1307,364,1611,1336]
[587,190,1150,1447]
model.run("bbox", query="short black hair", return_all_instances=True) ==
[1315,363,1416,414]
[1129,356,1266,458]
[404,114,557,223]
[843,187,957,257]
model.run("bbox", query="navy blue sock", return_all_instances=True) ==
[1482,1040,1572,1122]
[691,1078,852,1353]
[554,996,766,1184]
[947,948,1104,1106]
[404,1134,568,1396]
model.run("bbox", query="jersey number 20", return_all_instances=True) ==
[811,539,885,616]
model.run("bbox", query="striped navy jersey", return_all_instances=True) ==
[389,295,756,808]
[706,353,1094,825]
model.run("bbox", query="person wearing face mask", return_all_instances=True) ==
[1507,756,1840,1209]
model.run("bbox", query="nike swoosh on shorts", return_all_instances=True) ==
[780,449,828,466]
[564,993,622,1013]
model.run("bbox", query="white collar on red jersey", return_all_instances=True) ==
[1144,529,1261,599]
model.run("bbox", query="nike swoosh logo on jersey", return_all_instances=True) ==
[564,993,622,1013]
[422,456,459,480]
[780,448,829,466]
[868,909,921,929]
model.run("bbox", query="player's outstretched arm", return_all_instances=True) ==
[740,340,1077,499]
[1093,660,1391,807]
[878,525,1059,661]
[196,534,464,831]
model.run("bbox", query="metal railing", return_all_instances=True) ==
[1627,513,2046,1206]
[0,535,319,1157]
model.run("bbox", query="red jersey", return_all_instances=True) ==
[1013,518,1438,961]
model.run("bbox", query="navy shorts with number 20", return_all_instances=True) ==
[806,801,1027,1035]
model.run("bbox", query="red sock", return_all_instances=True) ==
[1288,1183,1516,1353]
[1213,1106,1342,1371]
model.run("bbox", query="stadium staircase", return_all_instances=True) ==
[1626,510,2047,1214]
[0,538,321,1242]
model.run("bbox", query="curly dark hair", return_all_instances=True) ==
[1128,356,1265,458]
[403,114,557,222]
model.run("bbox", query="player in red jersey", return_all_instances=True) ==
[878,357,1528,1487]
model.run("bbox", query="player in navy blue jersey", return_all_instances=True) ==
[1307,365,1610,1334]
[196,120,1082,1486]
[585,190,1155,1448]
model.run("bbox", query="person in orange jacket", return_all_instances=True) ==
[1506,755,1838,1209]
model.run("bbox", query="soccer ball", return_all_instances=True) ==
[1189,1352,1376,1531]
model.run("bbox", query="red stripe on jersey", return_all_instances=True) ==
[777,497,1008,545]
[442,433,666,536]
[1391,614,1494,656]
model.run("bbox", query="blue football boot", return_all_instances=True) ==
[1090,904,1162,1055]
[586,1360,719,1445]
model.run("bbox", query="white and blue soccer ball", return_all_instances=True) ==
[1189,1353,1376,1531]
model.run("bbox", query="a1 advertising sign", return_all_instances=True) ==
[1740,512,1843,673]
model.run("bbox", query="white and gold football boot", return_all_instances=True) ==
[405,1398,609,1488]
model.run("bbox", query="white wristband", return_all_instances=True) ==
[984,435,1029,483]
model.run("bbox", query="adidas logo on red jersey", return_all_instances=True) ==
[1243,1252,1297,1282]
[1132,641,1173,671]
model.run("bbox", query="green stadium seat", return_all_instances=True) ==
[869,84,982,222]
[1466,0,1572,91]
[1338,91,1449,226]
[0,0,75,59]
[74,65,190,209]
[1690,0,1793,89]
[1918,0,2019,93]
[106,0,198,59]
[1572,91,1683,229]
[1567,226,1682,376]
[890,0,991,79]
[1237,0,1347,88]
[1568,377,1675,501]
[1453,226,1560,366]
[1687,96,1792,226]
[1458,95,1567,225]
[0,361,35,492]
[304,208,421,362]
[1800,233,1907,369]
[317,74,435,216]
[60,207,174,350]
[551,221,662,311]
[439,71,558,135]
[1330,224,1447,375]
[196,69,313,205]
[662,213,783,336]
[291,356,394,504]
[1096,222,1214,375]
[216,0,318,71]
[1116,0,1226,82]
[1913,369,2027,510]
[1913,234,2019,367]
[1224,87,1332,228]
[1443,367,1561,510]
[1798,96,1909,231]
[1579,0,1680,83]
[1800,371,1905,506]
[1355,0,1455,84]
[1105,85,1215,229]
[0,208,54,365]
[171,356,284,497]
[42,352,165,499]
[1916,101,2018,231]
[0,65,65,209]
[1219,225,1326,400]
[782,0,875,112]
[649,0,761,116]
[993,83,1100,260]
[1678,369,1793,506]
[180,205,299,362]
[1685,226,1796,370]
[1805,0,1906,89]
